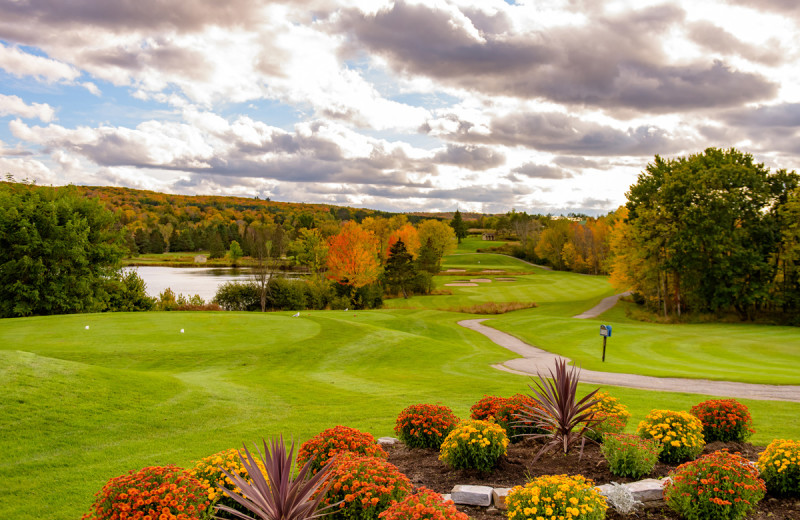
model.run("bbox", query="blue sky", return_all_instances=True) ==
[1,0,799,214]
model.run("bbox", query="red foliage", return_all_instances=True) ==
[297,425,387,475]
[394,404,459,449]
[378,487,468,520]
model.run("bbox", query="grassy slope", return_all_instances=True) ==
[2,239,800,519]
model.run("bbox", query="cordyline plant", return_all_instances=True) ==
[513,357,602,459]
[216,436,339,520]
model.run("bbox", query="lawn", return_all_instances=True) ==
[2,252,799,519]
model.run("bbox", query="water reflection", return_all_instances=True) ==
[125,266,257,301]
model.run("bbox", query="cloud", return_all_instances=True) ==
[687,21,785,66]
[433,144,505,170]
[511,162,572,179]
[0,94,55,122]
[336,2,776,112]
[0,43,80,83]
[723,103,800,128]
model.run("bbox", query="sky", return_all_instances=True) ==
[1,0,799,215]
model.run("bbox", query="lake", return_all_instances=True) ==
[126,266,257,301]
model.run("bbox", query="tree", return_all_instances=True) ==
[620,148,799,319]
[387,223,420,260]
[326,221,382,295]
[508,211,540,249]
[148,229,166,254]
[535,221,570,270]
[228,240,243,266]
[450,209,468,243]
[294,228,328,276]
[416,238,440,275]
[0,184,126,317]
[417,219,456,272]
[246,222,287,312]
[208,231,226,259]
[384,239,417,298]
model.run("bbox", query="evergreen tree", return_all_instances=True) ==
[208,232,226,259]
[384,239,417,298]
[450,209,468,243]
[417,237,440,274]
[148,229,166,254]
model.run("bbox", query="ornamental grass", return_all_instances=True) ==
[636,409,704,464]
[690,399,754,443]
[663,450,766,520]
[297,425,388,475]
[82,465,212,520]
[495,394,549,442]
[394,403,459,449]
[318,453,412,520]
[758,439,800,497]
[377,487,468,520]
[600,433,661,479]
[439,419,509,472]
[506,474,608,520]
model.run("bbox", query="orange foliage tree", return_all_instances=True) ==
[326,221,382,290]
[387,223,420,260]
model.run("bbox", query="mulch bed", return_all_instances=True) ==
[385,439,800,519]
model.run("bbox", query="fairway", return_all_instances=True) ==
[3,251,800,520]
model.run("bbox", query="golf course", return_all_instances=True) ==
[2,238,799,520]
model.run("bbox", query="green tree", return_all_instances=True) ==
[623,148,798,319]
[384,239,417,298]
[228,240,243,266]
[208,231,225,259]
[293,228,328,276]
[417,238,440,274]
[450,209,468,243]
[417,219,456,272]
[148,229,166,254]
[0,184,126,317]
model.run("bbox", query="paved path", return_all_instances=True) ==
[572,291,631,319]
[459,318,800,402]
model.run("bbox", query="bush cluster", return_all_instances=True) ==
[585,391,630,442]
[377,488,468,520]
[506,474,607,520]
[636,409,704,463]
[664,450,766,520]
[469,395,507,421]
[82,465,212,520]
[438,419,508,472]
[601,433,661,479]
[469,394,546,441]
[297,425,388,475]
[690,399,754,443]
[319,454,412,520]
[394,403,459,449]
[758,439,800,497]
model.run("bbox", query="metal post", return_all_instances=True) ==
[602,336,607,362]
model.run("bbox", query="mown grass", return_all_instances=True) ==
[2,250,799,519]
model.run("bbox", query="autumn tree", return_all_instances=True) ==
[417,219,456,272]
[535,220,570,270]
[326,221,382,296]
[387,223,420,260]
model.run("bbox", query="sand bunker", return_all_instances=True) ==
[470,278,492,283]
[481,269,505,273]
[445,282,479,287]
[495,277,516,282]
[444,268,466,272]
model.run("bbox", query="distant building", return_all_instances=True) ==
[482,233,496,240]
[194,255,207,263]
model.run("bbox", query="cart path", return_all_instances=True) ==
[572,291,632,319]
[458,319,800,402]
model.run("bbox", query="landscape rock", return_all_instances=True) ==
[377,436,399,445]
[492,487,511,510]
[596,478,667,507]
[451,485,493,506]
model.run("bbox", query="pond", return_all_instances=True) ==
[125,266,257,301]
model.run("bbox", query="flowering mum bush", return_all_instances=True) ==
[495,393,549,442]
[585,391,630,442]
[394,403,459,449]
[82,465,212,520]
[690,399,754,443]
[318,453,412,520]
[188,448,266,517]
[470,395,507,421]
[601,433,661,479]
[297,425,388,475]
[506,474,607,520]
[378,487,468,520]
[636,409,704,464]
[758,439,800,497]
[438,419,509,472]
[664,450,766,520]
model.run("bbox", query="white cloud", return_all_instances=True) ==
[0,94,55,122]
[0,43,80,83]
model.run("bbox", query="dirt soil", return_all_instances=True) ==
[385,440,800,520]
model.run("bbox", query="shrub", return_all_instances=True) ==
[319,453,412,520]
[297,425,388,475]
[470,395,508,421]
[758,439,800,497]
[664,450,766,520]
[188,448,266,517]
[514,358,601,457]
[378,487,468,520]
[636,409,704,464]
[394,404,459,449]
[82,465,212,520]
[690,399,754,443]
[267,277,308,310]
[213,281,260,311]
[585,391,630,442]
[215,436,337,520]
[438,419,509,472]
[495,393,548,442]
[601,433,661,479]
[506,474,607,520]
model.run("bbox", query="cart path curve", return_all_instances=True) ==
[572,291,632,319]
[458,319,800,402]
